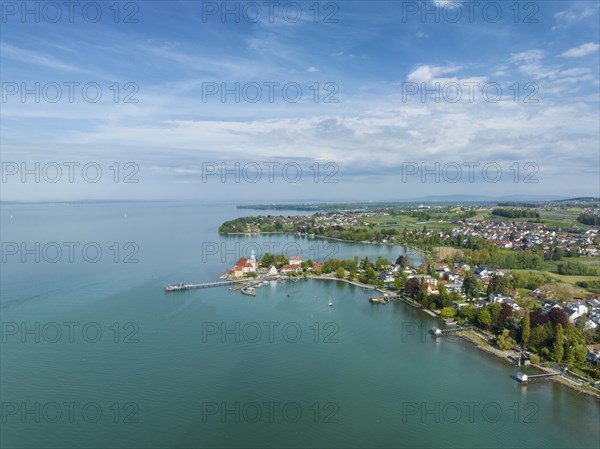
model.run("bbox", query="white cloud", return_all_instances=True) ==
[553,5,597,30]
[433,0,461,7]
[560,42,600,58]
[306,66,319,73]
[407,65,461,83]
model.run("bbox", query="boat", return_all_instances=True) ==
[369,296,388,304]
[328,296,333,307]
[431,326,442,337]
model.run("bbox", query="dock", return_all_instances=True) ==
[241,286,257,296]
[164,280,248,292]
[517,371,561,384]
[369,296,389,304]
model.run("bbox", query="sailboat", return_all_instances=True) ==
[328,296,333,307]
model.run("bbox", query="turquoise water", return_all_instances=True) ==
[1,202,599,448]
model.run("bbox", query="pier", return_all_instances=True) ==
[517,371,561,384]
[164,280,248,292]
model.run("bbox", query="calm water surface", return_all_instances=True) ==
[1,202,599,448]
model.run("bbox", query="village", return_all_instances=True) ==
[223,248,600,379]
[220,206,600,258]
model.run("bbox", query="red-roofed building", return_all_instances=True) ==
[233,250,257,277]
[280,264,301,273]
[289,255,303,266]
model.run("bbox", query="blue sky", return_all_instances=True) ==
[1,0,599,201]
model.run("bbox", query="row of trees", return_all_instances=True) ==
[491,208,540,219]
[577,213,600,226]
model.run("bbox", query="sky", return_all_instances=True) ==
[1,0,599,202]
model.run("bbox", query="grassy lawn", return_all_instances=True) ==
[537,208,588,228]
[547,272,600,285]
[568,255,600,265]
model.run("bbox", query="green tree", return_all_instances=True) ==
[486,274,506,295]
[553,324,564,364]
[522,311,530,348]
[463,271,480,299]
[477,308,492,329]
[440,307,456,320]
[335,267,345,279]
[497,329,516,350]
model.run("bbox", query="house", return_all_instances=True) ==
[289,255,303,266]
[586,344,600,364]
[379,272,395,283]
[566,302,588,315]
[233,251,258,277]
[433,263,450,272]
[473,300,487,309]
[425,283,438,294]
[267,265,278,276]
[474,266,492,277]
[411,274,437,285]
[488,292,510,303]
[452,301,468,308]
[312,262,324,272]
[280,264,301,274]
[446,282,463,293]
[585,298,600,308]
[504,300,521,311]
[567,311,581,324]
[542,301,561,314]
[589,312,600,325]
[576,318,598,331]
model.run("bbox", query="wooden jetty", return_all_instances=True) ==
[517,371,560,384]
[164,280,247,292]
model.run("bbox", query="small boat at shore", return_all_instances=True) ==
[431,326,442,337]
[369,296,389,304]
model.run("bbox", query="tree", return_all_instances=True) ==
[530,323,553,349]
[497,329,516,350]
[395,255,407,268]
[335,267,345,279]
[463,271,479,299]
[499,303,514,325]
[440,307,456,319]
[548,308,569,330]
[477,308,492,329]
[375,257,390,271]
[553,324,564,363]
[486,274,506,296]
[522,311,531,348]
[360,257,373,270]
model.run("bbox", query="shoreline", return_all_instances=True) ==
[455,327,600,400]
[220,231,426,258]
[306,275,600,400]
[216,229,600,400]
[293,274,600,399]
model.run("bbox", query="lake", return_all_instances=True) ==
[1,202,598,448]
